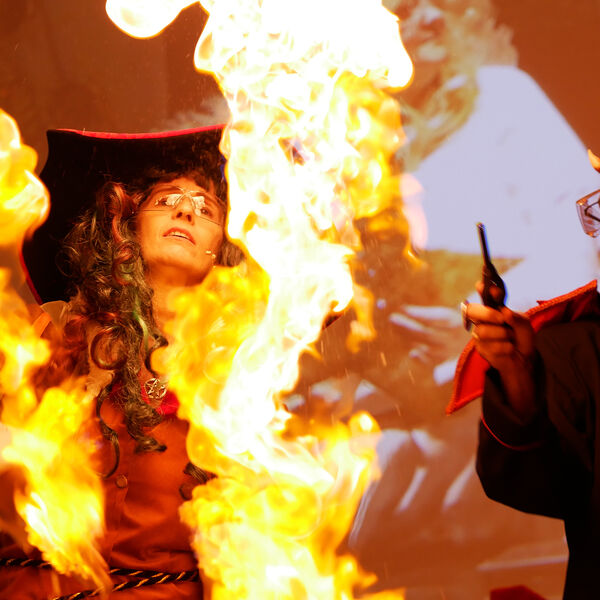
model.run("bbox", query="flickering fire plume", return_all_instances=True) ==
[0,110,109,591]
[109,1,412,598]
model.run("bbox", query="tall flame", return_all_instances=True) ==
[0,109,109,591]
[106,0,195,38]
[0,111,48,245]
[108,1,412,597]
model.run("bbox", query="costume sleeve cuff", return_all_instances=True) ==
[481,354,549,450]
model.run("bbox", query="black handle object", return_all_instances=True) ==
[477,222,506,309]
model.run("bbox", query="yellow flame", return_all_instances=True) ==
[107,1,412,597]
[0,110,109,591]
[0,110,48,246]
[106,0,196,38]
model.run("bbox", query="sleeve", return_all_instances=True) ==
[476,322,596,520]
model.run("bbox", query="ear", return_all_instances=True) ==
[587,148,600,173]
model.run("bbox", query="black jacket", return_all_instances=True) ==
[478,319,600,599]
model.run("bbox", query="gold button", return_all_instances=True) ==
[115,474,128,489]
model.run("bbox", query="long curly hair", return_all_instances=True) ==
[44,165,242,477]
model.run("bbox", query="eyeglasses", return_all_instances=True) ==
[576,188,600,237]
[141,184,225,226]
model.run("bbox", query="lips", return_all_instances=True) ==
[163,227,196,245]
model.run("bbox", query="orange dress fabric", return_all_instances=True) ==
[0,395,204,599]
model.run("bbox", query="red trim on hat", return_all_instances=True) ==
[59,124,224,141]
[19,246,43,305]
[447,280,600,414]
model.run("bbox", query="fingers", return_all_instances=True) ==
[472,322,515,356]
[468,282,536,374]
[473,322,513,342]
[501,307,527,328]
[464,301,506,327]
[467,303,536,373]
[502,307,536,356]
[471,321,519,368]
[475,280,505,303]
[475,339,518,359]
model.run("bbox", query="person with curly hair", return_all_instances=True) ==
[0,126,243,598]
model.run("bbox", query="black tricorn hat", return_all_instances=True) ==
[21,125,225,304]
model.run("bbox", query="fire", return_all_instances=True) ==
[0,110,109,591]
[108,1,412,597]
[0,110,48,245]
[106,0,196,38]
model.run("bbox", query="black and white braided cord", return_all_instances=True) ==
[0,557,200,599]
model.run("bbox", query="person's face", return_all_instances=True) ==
[136,176,225,286]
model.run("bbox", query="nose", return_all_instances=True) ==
[172,194,195,223]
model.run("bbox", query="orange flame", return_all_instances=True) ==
[105,0,195,38]
[0,110,109,591]
[0,110,48,245]
[108,1,411,597]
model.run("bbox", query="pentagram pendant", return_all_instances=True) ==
[144,377,168,402]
